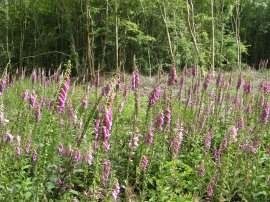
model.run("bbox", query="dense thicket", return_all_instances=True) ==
[0,0,269,75]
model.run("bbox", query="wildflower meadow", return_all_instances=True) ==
[0,62,270,201]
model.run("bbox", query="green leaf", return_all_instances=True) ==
[69,189,80,195]
[24,192,32,199]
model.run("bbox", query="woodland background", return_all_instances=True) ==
[0,0,270,75]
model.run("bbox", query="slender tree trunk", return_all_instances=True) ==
[236,1,241,69]
[115,1,119,72]
[159,2,174,64]
[186,0,202,68]
[218,0,225,68]
[232,1,241,70]
[5,0,11,68]
[211,0,215,74]
[86,0,94,77]
[101,0,109,70]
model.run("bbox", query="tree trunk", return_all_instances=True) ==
[159,2,174,64]
[5,0,11,68]
[211,0,215,74]
[115,1,119,72]
[86,0,94,77]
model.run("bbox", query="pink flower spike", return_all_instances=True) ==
[140,155,148,171]
[102,161,111,185]
[207,178,216,197]
[7,133,14,142]
[58,144,64,153]
[149,86,160,106]
[112,182,120,201]
[29,91,37,109]
[25,139,31,154]
[32,147,37,161]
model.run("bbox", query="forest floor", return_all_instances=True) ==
[113,68,270,97]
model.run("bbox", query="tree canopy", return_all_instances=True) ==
[0,0,269,75]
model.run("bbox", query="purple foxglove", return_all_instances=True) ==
[25,139,31,154]
[74,150,81,163]
[154,112,164,132]
[263,81,270,95]
[243,144,249,153]
[102,161,111,185]
[250,146,257,154]
[123,87,129,97]
[219,138,228,152]
[144,127,154,146]
[82,99,88,109]
[203,72,212,90]
[209,89,215,100]
[229,126,238,143]
[118,101,124,113]
[0,111,9,126]
[112,182,120,201]
[173,127,183,157]
[164,104,171,134]
[262,103,270,123]
[94,116,101,136]
[56,178,62,187]
[21,89,29,101]
[32,147,37,161]
[16,146,21,156]
[180,76,185,87]
[216,73,223,88]
[64,145,72,158]
[197,162,205,177]
[83,148,94,165]
[236,73,242,90]
[116,75,121,92]
[57,166,63,174]
[140,155,148,171]
[192,65,197,77]
[258,94,265,108]
[104,81,114,97]
[168,64,177,86]
[29,91,37,109]
[47,100,54,110]
[218,90,223,105]
[131,67,140,91]
[7,133,13,142]
[203,133,211,149]
[128,129,139,150]
[199,117,206,132]
[243,80,252,94]
[207,177,216,197]
[57,76,70,113]
[103,141,110,151]
[240,116,245,129]
[149,86,160,106]
[58,144,64,153]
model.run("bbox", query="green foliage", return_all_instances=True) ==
[149,161,194,202]
[0,0,264,74]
